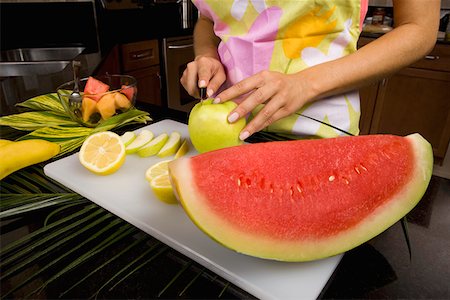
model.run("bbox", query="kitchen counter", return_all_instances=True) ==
[1,104,449,299]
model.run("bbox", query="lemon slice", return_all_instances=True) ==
[79,131,126,175]
[145,159,172,182]
[157,131,181,158]
[150,173,177,204]
[120,131,136,147]
[137,133,169,157]
[125,129,154,154]
[174,139,189,158]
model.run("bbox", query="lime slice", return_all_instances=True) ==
[137,133,169,157]
[145,159,172,182]
[79,131,126,175]
[150,173,177,204]
[157,131,181,158]
[125,129,154,154]
[120,131,136,147]
[174,139,190,158]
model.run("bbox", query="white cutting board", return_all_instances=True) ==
[44,119,342,300]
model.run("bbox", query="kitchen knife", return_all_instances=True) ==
[199,87,207,102]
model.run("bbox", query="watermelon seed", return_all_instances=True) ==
[269,183,274,193]
[354,166,361,174]
[259,177,265,189]
[360,164,368,172]
[381,150,391,159]
[328,175,335,182]
[237,174,245,187]
[289,186,294,196]
[342,177,350,185]
[245,178,252,188]
[296,181,303,194]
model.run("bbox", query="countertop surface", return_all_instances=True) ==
[1,105,449,299]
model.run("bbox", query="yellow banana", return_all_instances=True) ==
[0,139,14,148]
[0,139,60,180]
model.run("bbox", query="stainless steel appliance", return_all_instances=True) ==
[0,0,101,115]
[97,0,197,32]
[162,36,197,113]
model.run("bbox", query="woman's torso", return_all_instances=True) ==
[193,0,369,138]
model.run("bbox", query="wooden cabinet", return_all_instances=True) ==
[358,37,450,161]
[121,40,161,106]
[94,40,162,106]
[126,66,161,106]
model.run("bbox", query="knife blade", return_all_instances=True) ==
[199,87,207,102]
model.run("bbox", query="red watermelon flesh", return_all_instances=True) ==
[121,84,136,101]
[168,134,433,262]
[84,76,110,102]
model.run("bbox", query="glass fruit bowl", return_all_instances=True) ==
[57,74,137,127]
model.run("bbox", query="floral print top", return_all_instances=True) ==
[192,0,369,137]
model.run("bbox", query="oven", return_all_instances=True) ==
[162,36,197,113]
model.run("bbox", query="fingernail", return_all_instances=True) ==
[207,89,214,97]
[228,112,239,123]
[213,97,220,104]
[239,131,250,141]
[199,80,206,88]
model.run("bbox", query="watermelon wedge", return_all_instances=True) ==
[169,134,433,262]
[84,76,110,102]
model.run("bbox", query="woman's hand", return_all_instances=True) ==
[180,55,226,99]
[214,70,314,141]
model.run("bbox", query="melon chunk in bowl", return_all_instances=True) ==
[57,75,137,127]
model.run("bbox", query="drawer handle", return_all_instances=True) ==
[168,44,194,49]
[425,55,440,60]
[130,50,153,60]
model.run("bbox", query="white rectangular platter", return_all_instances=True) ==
[44,119,342,300]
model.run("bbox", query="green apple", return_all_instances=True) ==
[188,99,246,153]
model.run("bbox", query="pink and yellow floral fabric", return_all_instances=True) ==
[193,0,368,137]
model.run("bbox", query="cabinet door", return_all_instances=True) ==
[127,66,162,106]
[370,68,450,158]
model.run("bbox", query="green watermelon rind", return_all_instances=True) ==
[169,133,433,262]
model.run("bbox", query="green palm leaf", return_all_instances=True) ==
[15,93,67,115]
[26,223,138,298]
[59,235,148,297]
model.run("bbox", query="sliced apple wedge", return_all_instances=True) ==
[137,133,169,157]
[125,129,154,154]
[120,131,136,147]
[157,131,181,158]
[174,138,190,158]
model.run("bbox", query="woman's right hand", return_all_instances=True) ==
[180,55,226,99]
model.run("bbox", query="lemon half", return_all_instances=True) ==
[79,131,126,175]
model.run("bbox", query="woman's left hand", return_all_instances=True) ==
[214,70,314,141]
